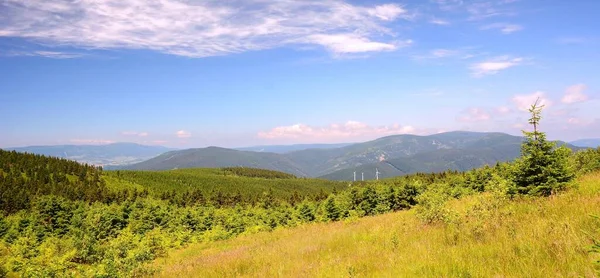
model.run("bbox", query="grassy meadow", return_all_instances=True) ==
[154,171,600,277]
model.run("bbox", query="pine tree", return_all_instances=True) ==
[511,98,574,196]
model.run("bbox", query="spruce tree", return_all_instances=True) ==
[512,98,574,196]
[324,196,340,221]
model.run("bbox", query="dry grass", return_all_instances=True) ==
[154,172,600,277]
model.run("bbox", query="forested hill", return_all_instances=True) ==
[123,131,583,179]
[0,149,108,214]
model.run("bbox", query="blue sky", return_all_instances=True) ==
[1,0,599,148]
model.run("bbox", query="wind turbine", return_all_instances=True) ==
[353,171,356,182]
[361,172,364,181]
[376,168,380,180]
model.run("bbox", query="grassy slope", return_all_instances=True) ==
[105,168,347,198]
[154,172,600,277]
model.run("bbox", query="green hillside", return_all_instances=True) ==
[123,147,308,176]
[155,171,600,277]
[321,147,521,180]
[106,167,346,201]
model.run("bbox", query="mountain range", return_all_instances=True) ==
[5,143,174,167]
[6,131,585,180]
[570,139,600,148]
[122,131,582,180]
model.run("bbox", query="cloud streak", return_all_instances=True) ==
[258,121,433,142]
[458,108,491,122]
[121,131,149,137]
[176,130,191,138]
[481,23,523,34]
[0,0,411,57]
[470,56,523,77]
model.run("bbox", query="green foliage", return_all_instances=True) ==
[222,167,297,179]
[105,168,344,204]
[323,196,340,221]
[511,100,574,196]
[415,185,457,224]
[571,147,600,176]
[0,149,107,214]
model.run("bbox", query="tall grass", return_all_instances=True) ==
[154,171,600,277]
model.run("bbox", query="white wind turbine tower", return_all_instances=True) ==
[376,168,380,180]
[353,171,356,182]
[361,172,364,181]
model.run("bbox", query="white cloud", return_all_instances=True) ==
[430,18,450,25]
[561,83,589,104]
[458,108,491,122]
[0,0,411,57]
[470,56,523,77]
[481,23,523,34]
[258,121,430,142]
[512,91,552,112]
[121,131,149,137]
[306,34,404,54]
[366,4,407,21]
[176,130,191,138]
[70,139,115,144]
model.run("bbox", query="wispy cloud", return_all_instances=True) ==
[430,49,459,58]
[258,121,433,142]
[0,0,412,57]
[70,139,115,144]
[430,18,450,25]
[481,23,523,34]
[470,56,523,77]
[561,83,589,104]
[512,91,552,112]
[121,131,149,137]
[466,1,518,21]
[176,130,192,138]
[306,34,409,55]
[458,108,491,122]
[5,50,85,59]
[432,0,518,20]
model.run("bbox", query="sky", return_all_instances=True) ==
[1,0,599,148]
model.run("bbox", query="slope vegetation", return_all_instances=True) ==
[123,147,308,176]
[106,167,345,200]
[155,171,600,277]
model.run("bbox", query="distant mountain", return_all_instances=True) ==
[6,143,173,167]
[236,143,353,154]
[284,131,525,177]
[122,131,582,180]
[123,147,308,177]
[319,148,521,181]
[570,139,600,148]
